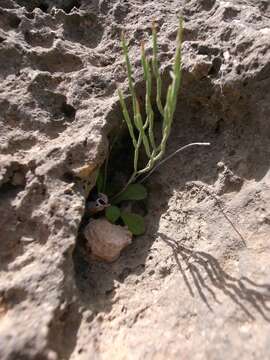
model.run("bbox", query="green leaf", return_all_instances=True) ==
[113,183,147,204]
[121,211,145,235]
[105,205,121,223]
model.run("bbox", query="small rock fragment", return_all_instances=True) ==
[73,163,98,179]
[84,218,132,262]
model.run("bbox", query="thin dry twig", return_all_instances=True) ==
[139,142,210,183]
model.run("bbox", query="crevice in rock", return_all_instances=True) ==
[30,50,83,73]
[61,0,81,14]
[1,1,270,356]
[0,45,23,78]
[71,73,176,319]
[24,28,55,48]
[0,8,21,29]
[62,12,103,48]
[15,0,81,13]
[28,79,77,123]
[61,102,76,119]
[0,162,27,189]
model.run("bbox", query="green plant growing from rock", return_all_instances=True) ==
[105,183,147,236]
[117,18,183,194]
[96,172,147,236]
[97,18,210,235]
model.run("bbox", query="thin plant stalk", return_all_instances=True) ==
[114,18,190,198]
[152,20,164,116]
[141,42,156,154]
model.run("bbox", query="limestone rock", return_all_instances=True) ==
[1,0,270,359]
[84,218,132,262]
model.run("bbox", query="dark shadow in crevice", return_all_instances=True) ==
[72,77,163,314]
[15,0,48,12]
[0,166,26,270]
[29,47,83,73]
[23,28,55,48]
[15,0,81,13]
[61,102,76,119]
[72,124,140,314]
[0,183,26,270]
[0,8,21,29]
[28,78,77,128]
[62,11,103,49]
[61,0,81,14]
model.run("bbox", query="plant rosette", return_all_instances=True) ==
[105,183,147,236]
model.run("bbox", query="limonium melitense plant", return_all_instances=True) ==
[103,19,209,235]
[117,18,183,195]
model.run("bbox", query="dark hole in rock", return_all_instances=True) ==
[199,0,216,11]
[62,11,103,49]
[0,181,25,194]
[4,287,28,307]
[38,2,49,12]
[208,57,222,76]
[214,118,224,134]
[15,0,45,12]
[62,0,81,13]
[198,45,220,56]
[67,154,73,165]
[259,1,269,12]
[17,0,81,13]
[252,61,259,69]
[222,6,240,21]
[0,9,21,29]
[0,163,27,191]
[31,49,83,73]
[62,172,75,183]
[105,289,114,296]
[105,128,135,196]
[8,14,21,28]
[24,29,55,48]
[236,66,242,75]
[25,12,35,19]
[61,102,76,119]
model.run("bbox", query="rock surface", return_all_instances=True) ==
[84,218,132,262]
[0,0,270,359]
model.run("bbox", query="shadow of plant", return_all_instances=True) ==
[158,232,270,322]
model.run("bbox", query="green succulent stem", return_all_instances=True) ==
[114,18,184,199]
[152,21,164,117]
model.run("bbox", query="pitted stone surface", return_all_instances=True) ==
[0,1,270,359]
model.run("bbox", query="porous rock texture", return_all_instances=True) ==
[0,0,270,359]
